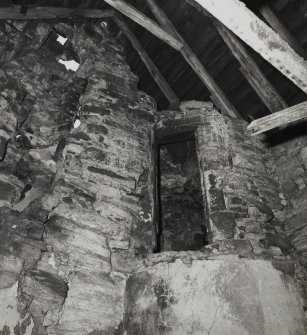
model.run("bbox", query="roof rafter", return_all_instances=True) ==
[188,0,307,95]
[214,21,288,114]
[145,0,240,118]
[103,0,183,51]
[113,15,180,107]
[259,4,307,60]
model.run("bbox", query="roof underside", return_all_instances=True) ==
[2,0,307,120]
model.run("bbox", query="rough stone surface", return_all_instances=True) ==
[0,21,155,334]
[156,107,288,257]
[0,18,306,335]
[196,110,282,247]
[262,122,307,310]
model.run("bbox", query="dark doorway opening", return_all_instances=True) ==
[154,134,208,252]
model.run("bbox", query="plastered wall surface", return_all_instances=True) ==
[123,254,306,335]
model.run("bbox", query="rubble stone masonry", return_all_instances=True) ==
[0,21,155,334]
[0,20,306,335]
[263,122,307,301]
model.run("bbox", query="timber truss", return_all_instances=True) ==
[1,0,307,128]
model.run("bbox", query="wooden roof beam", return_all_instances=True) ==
[0,6,115,20]
[215,21,288,114]
[103,0,183,51]
[247,101,307,135]
[145,0,240,118]
[259,4,307,60]
[189,0,307,95]
[113,15,180,107]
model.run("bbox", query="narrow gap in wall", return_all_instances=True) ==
[157,138,208,252]
[55,32,80,72]
[39,29,81,73]
[56,33,68,46]
[58,59,80,72]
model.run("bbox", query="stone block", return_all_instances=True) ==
[269,246,283,256]
[0,255,23,289]
[264,233,293,253]
[219,239,252,254]
[210,211,235,240]
[0,176,23,205]
[246,197,274,223]
[245,220,262,234]
[300,146,307,169]
[179,100,214,112]
[285,212,307,236]
[290,188,307,213]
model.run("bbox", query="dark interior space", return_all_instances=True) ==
[158,139,207,251]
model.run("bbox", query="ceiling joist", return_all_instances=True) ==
[190,0,307,95]
[113,15,180,107]
[103,0,183,51]
[215,21,288,114]
[0,6,114,20]
[247,101,307,135]
[145,0,240,118]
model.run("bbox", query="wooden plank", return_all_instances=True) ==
[259,4,307,60]
[215,21,288,113]
[247,101,307,135]
[188,0,307,94]
[0,6,115,19]
[145,0,240,118]
[103,0,183,51]
[113,15,180,106]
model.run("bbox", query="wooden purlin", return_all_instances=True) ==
[247,101,307,135]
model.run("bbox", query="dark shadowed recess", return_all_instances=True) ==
[158,139,208,251]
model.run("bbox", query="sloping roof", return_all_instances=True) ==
[1,0,307,119]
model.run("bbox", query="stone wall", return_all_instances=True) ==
[0,19,306,335]
[263,122,307,301]
[156,102,291,257]
[0,21,155,334]
[150,102,306,334]
[196,108,292,257]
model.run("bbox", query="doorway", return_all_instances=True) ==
[153,130,208,252]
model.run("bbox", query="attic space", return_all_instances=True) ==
[0,0,307,335]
